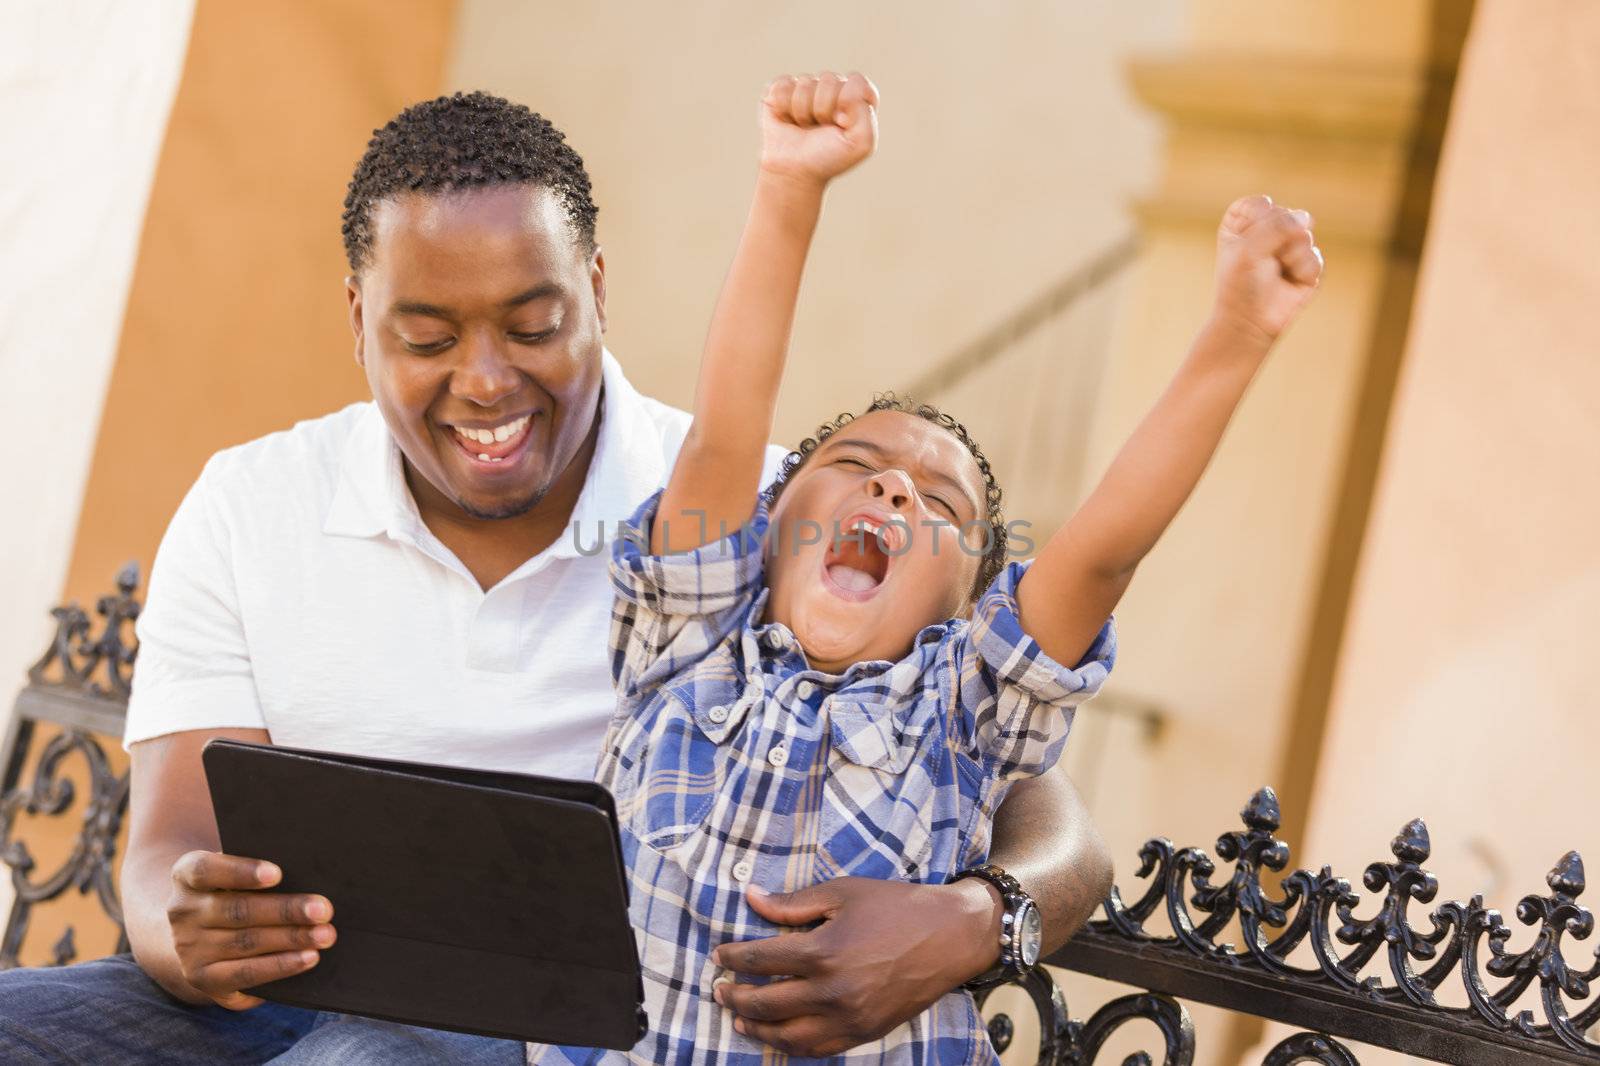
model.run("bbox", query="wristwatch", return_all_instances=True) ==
[954,863,1042,990]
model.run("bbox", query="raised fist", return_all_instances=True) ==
[1211,194,1324,346]
[760,71,879,185]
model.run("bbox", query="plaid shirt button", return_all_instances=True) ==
[708,704,729,723]
[767,745,789,767]
[796,680,816,699]
[731,859,753,882]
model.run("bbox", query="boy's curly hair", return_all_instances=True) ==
[763,393,1007,598]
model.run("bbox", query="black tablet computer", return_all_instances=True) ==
[202,739,646,1050]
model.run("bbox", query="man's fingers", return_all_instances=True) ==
[205,922,336,959]
[743,882,840,928]
[198,890,332,929]
[211,991,266,1012]
[731,1015,848,1058]
[716,974,824,1023]
[173,851,278,891]
[194,949,320,1001]
[714,929,821,977]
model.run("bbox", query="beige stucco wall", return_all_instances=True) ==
[0,0,195,928]
[11,0,456,967]
[1264,0,1600,1059]
[444,2,1183,456]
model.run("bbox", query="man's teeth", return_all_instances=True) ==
[453,415,531,447]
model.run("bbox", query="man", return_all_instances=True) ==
[0,91,1111,1064]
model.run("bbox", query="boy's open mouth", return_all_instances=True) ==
[821,514,902,601]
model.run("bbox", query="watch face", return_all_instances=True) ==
[1018,903,1042,967]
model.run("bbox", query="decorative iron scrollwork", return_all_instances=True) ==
[27,561,141,699]
[977,970,1195,1066]
[1076,786,1599,1062]
[1261,1032,1360,1065]
[2,566,139,969]
[1072,992,1195,1065]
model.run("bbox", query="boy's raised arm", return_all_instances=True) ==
[1017,195,1325,666]
[652,73,879,555]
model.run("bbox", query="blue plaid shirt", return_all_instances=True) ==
[529,492,1114,1064]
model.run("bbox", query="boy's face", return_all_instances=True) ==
[765,410,989,673]
[346,184,608,522]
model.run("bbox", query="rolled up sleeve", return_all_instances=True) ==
[607,491,768,695]
[951,561,1116,779]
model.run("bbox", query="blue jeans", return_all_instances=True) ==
[0,954,526,1065]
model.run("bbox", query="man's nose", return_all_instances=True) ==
[867,470,913,510]
[451,329,521,406]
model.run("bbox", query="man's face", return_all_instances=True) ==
[346,184,606,521]
[765,410,989,672]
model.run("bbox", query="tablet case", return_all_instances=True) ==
[202,739,647,1049]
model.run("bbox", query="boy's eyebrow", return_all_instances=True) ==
[824,436,983,516]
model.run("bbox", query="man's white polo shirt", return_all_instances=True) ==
[125,351,786,781]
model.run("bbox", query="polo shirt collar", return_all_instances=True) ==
[549,349,668,560]
[322,349,667,556]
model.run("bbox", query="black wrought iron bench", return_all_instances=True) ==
[4,569,1597,1064]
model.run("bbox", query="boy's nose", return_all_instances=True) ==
[867,470,913,510]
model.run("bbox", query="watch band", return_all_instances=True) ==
[953,863,1036,991]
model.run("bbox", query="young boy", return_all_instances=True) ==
[534,72,1322,1063]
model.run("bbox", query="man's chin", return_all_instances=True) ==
[454,486,547,521]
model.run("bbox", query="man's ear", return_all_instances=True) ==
[589,246,607,334]
[345,276,366,368]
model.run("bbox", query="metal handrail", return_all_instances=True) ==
[902,234,1140,400]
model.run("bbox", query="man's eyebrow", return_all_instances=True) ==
[390,283,565,319]
[823,437,982,515]
[501,282,565,309]
[392,299,453,318]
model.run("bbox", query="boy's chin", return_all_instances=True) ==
[792,600,920,672]
[791,602,876,670]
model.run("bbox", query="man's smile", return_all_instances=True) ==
[443,412,536,466]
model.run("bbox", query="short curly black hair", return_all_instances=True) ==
[764,394,1008,598]
[341,91,598,272]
